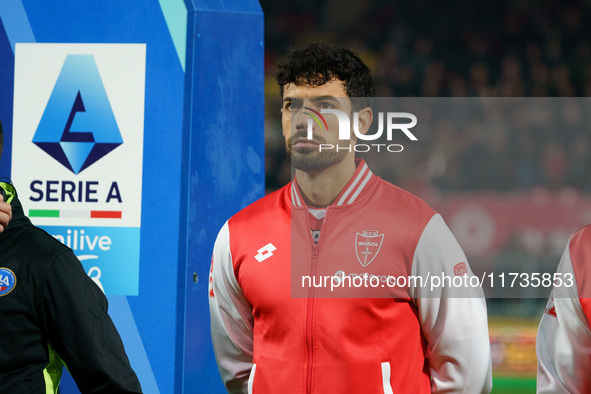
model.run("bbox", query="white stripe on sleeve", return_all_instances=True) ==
[209,221,254,394]
[537,238,591,393]
[381,361,394,394]
[410,214,492,393]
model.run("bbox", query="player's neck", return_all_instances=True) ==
[295,157,357,208]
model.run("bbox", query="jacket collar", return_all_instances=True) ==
[290,159,375,208]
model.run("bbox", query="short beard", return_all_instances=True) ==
[286,132,349,173]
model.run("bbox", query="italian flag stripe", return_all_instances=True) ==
[29,210,122,219]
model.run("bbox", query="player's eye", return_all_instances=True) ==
[284,101,301,111]
[318,101,334,110]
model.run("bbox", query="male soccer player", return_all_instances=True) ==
[209,42,492,393]
[0,119,142,393]
[537,224,591,392]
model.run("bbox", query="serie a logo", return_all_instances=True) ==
[32,54,123,174]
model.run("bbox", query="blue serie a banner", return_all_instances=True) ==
[12,43,145,295]
[0,1,263,393]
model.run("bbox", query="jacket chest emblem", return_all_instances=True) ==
[0,268,17,296]
[355,230,384,267]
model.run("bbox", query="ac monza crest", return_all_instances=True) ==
[355,230,384,267]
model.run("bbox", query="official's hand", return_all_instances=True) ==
[0,194,12,233]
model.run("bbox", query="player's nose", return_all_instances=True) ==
[292,109,308,133]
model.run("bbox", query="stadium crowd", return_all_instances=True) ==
[261,0,591,194]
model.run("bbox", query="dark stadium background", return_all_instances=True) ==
[259,1,591,392]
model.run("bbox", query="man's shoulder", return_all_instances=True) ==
[571,223,591,243]
[0,224,80,287]
[569,223,591,261]
[220,185,291,254]
[372,177,437,219]
[568,223,591,277]
[229,184,290,226]
[3,220,72,260]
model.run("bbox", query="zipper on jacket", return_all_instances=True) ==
[305,207,328,394]
[306,245,318,394]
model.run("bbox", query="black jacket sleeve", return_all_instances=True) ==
[39,251,142,393]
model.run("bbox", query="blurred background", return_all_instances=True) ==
[259,0,591,392]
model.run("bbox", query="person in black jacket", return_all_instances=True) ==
[0,120,142,393]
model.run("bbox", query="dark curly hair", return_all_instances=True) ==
[275,42,375,110]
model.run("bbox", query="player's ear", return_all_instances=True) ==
[355,107,373,135]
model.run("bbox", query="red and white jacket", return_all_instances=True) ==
[209,161,492,393]
[537,224,591,393]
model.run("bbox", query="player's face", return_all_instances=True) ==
[281,79,354,173]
